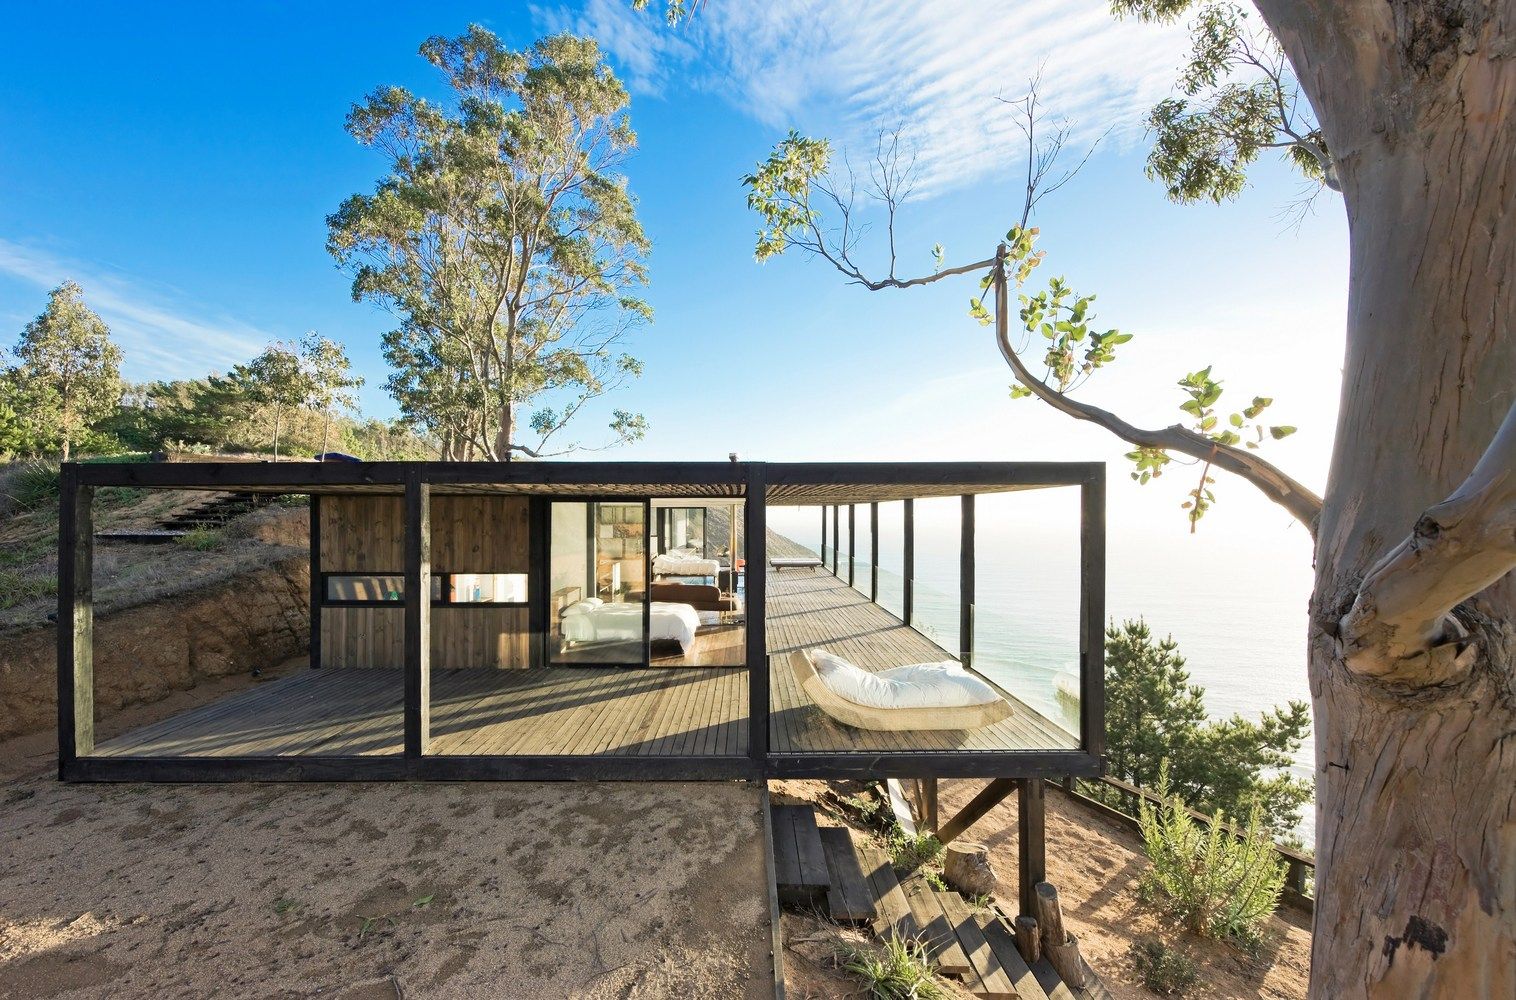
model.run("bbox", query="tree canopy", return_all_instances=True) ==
[327,27,652,461]
[6,281,123,461]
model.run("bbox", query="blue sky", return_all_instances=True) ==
[0,0,1345,560]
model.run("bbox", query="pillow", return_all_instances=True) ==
[563,600,596,617]
[583,597,604,607]
[811,650,999,709]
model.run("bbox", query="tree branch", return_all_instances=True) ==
[1338,397,1516,685]
[991,246,1323,532]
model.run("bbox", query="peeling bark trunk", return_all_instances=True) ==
[1252,1,1516,995]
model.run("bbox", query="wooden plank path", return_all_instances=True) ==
[96,568,1073,759]
[765,570,1077,754]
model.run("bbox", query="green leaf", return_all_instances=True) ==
[1269,425,1297,439]
[1229,413,1243,428]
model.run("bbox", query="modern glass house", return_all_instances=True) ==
[56,460,1105,784]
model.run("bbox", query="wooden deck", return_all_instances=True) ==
[94,568,1073,759]
[765,570,1077,754]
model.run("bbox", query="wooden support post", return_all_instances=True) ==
[1035,882,1087,989]
[745,463,769,765]
[528,498,549,669]
[56,469,95,769]
[403,471,431,757]
[924,777,939,831]
[847,504,856,588]
[870,501,879,602]
[820,504,827,564]
[1014,915,1041,965]
[938,777,1016,845]
[831,504,840,576]
[960,493,975,666]
[903,498,914,626]
[1080,470,1107,759]
[1019,779,1047,919]
[308,493,322,669]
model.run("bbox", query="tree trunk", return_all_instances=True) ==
[320,411,331,457]
[1252,2,1515,995]
[60,435,70,463]
[272,410,282,462]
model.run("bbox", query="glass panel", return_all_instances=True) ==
[446,572,528,604]
[550,500,647,665]
[326,574,405,602]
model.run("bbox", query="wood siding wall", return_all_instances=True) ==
[319,496,531,669]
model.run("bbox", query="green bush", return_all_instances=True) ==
[1129,939,1198,997]
[886,826,943,873]
[1139,763,1285,943]
[0,569,57,609]
[842,935,947,1000]
[176,526,222,551]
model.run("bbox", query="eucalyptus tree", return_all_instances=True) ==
[735,0,1516,988]
[327,27,652,461]
[8,281,122,461]
[299,331,363,457]
[228,343,309,461]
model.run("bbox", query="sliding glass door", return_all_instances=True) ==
[548,499,648,665]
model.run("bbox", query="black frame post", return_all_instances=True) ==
[308,494,322,669]
[847,504,856,588]
[403,470,431,757]
[56,467,94,772]
[903,498,914,626]
[820,504,827,563]
[528,497,549,669]
[1018,778,1047,918]
[1080,470,1107,760]
[831,505,840,576]
[869,502,879,602]
[744,462,768,765]
[960,493,975,667]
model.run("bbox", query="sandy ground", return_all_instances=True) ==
[936,778,1311,999]
[0,702,773,1000]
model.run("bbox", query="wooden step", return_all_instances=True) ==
[771,804,830,907]
[902,884,973,976]
[857,843,919,941]
[975,911,1051,1000]
[1031,958,1080,1000]
[936,891,1017,1000]
[818,826,876,924]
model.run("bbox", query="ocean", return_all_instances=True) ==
[767,500,1318,847]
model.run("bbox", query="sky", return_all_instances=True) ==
[0,0,1344,578]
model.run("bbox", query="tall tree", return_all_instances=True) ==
[8,281,122,461]
[1105,619,1311,837]
[299,332,364,456]
[733,4,1516,992]
[327,27,652,461]
[228,343,309,461]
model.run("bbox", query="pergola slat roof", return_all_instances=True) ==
[73,460,1098,505]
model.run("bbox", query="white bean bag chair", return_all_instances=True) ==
[790,648,1013,731]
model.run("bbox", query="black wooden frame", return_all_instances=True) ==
[58,460,1105,783]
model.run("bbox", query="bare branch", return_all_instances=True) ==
[1338,398,1516,685]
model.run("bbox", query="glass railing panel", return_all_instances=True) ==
[908,576,959,656]
[875,564,906,620]
[969,599,1081,742]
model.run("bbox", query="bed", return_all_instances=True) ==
[652,548,721,578]
[560,598,701,654]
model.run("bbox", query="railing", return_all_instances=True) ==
[1061,774,1315,913]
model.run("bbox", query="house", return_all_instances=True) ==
[56,459,1105,908]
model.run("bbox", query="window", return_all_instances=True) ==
[323,573,529,606]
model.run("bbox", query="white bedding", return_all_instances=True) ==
[810,649,1000,709]
[652,552,721,577]
[561,600,701,653]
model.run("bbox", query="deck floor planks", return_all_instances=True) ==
[95,568,1074,760]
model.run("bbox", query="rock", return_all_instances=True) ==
[942,841,997,897]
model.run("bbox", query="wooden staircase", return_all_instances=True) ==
[97,491,275,544]
[770,800,1087,1000]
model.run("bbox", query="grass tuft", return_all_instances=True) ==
[1129,938,1199,997]
[842,935,948,1000]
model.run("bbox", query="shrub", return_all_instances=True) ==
[176,526,222,551]
[1139,763,1286,943]
[842,935,947,1000]
[1129,939,1198,997]
[886,826,943,873]
[0,570,56,609]
[5,459,60,510]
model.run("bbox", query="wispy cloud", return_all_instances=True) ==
[0,238,272,380]
[538,0,1189,194]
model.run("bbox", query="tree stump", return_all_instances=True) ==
[942,841,996,897]
[1014,915,1041,964]
[1034,882,1086,989]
